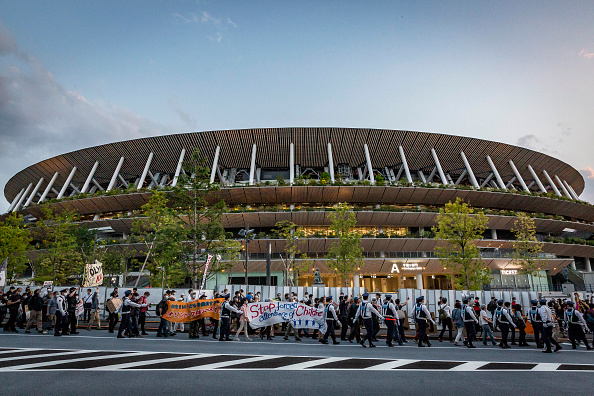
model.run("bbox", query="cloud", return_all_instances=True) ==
[516,134,560,156]
[208,32,223,43]
[581,166,594,179]
[579,49,594,59]
[0,22,164,211]
[168,99,197,128]
[173,11,221,25]
[227,18,238,28]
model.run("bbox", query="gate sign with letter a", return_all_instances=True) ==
[83,260,104,287]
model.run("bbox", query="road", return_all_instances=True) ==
[0,332,592,395]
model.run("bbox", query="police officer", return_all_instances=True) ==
[347,297,362,343]
[117,290,147,338]
[539,298,562,353]
[220,293,242,341]
[338,296,349,341]
[66,287,79,335]
[54,289,69,336]
[564,301,592,350]
[493,300,516,348]
[528,300,543,349]
[321,296,340,345]
[461,298,479,348]
[382,295,401,347]
[354,293,384,348]
[413,296,435,347]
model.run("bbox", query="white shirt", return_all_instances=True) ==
[463,305,479,323]
[538,305,554,327]
[383,302,398,318]
[354,300,384,321]
[220,301,242,317]
[324,304,339,321]
[479,310,491,326]
[494,307,516,328]
[56,295,67,315]
[413,303,436,325]
[439,303,451,318]
[564,308,588,327]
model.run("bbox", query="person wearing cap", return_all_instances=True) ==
[117,290,147,338]
[382,295,401,347]
[371,298,382,342]
[413,296,435,347]
[54,289,69,336]
[219,293,242,341]
[461,298,479,348]
[564,301,592,350]
[347,297,362,344]
[354,293,384,348]
[493,300,516,348]
[321,296,340,345]
[528,300,544,349]
[539,299,562,353]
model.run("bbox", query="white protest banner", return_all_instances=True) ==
[83,260,103,287]
[75,301,84,318]
[246,301,327,333]
[43,281,53,288]
[199,254,213,294]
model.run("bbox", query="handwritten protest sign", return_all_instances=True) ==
[162,298,224,323]
[246,301,327,333]
[83,260,103,287]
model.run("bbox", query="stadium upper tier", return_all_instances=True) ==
[3,127,589,219]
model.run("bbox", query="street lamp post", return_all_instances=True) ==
[239,228,255,288]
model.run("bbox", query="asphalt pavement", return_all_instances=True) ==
[0,331,592,396]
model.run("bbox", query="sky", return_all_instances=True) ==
[0,1,593,211]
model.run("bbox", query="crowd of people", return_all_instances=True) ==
[2,285,594,353]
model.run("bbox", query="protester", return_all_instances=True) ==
[107,291,119,333]
[479,304,496,345]
[234,298,251,341]
[87,287,101,331]
[54,289,69,336]
[138,291,150,335]
[438,297,452,342]
[156,293,170,337]
[25,289,47,334]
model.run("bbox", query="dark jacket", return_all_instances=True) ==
[27,295,43,311]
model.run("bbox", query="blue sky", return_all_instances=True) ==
[1,1,593,210]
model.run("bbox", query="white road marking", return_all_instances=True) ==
[448,361,488,371]
[94,353,208,370]
[275,356,349,370]
[184,355,275,370]
[3,350,151,371]
[365,359,419,370]
[0,349,90,362]
[531,363,562,371]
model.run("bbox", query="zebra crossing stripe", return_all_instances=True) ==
[364,359,419,370]
[3,350,142,371]
[448,361,488,371]
[531,363,561,371]
[0,349,92,363]
[274,356,347,370]
[94,353,208,370]
[185,355,272,370]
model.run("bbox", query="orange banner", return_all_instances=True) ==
[162,298,224,323]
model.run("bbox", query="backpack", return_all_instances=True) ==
[156,300,168,316]
[438,305,447,321]
[586,312,594,325]
[452,308,463,326]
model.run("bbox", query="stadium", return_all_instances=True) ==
[3,127,594,292]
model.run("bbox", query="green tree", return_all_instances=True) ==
[0,212,32,283]
[131,190,187,287]
[171,148,241,289]
[274,220,313,286]
[32,207,85,285]
[432,198,490,290]
[327,203,364,287]
[511,212,543,276]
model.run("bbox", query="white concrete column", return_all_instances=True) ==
[248,143,257,185]
[81,161,99,193]
[491,229,498,240]
[508,160,529,192]
[585,257,592,273]
[571,259,577,271]
[567,183,580,200]
[7,188,25,212]
[137,152,154,190]
[57,167,77,199]
[542,170,561,196]
[327,143,335,182]
[24,177,45,207]
[416,274,424,289]
[563,180,579,200]
[12,183,33,212]
[353,274,360,288]
[38,172,59,203]
[553,175,571,198]
[527,165,547,193]
[289,143,295,184]
[460,151,479,188]
[364,143,374,183]
[398,146,413,183]
[486,156,506,190]
[561,179,578,200]
[431,148,449,185]
[171,148,186,187]
[107,157,125,191]
[209,146,220,184]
